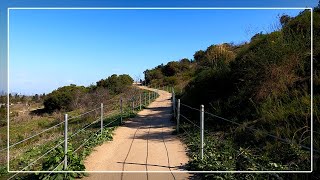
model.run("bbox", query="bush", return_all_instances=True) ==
[96,74,133,94]
[44,84,87,113]
[0,106,5,122]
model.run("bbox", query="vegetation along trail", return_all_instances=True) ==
[83,86,190,180]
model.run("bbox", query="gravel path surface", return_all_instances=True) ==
[83,86,190,180]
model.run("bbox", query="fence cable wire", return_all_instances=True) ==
[8,121,65,149]
[180,125,200,147]
[68,107,101,121]
[73,128,101,153]
[176,101,319,153]
[180,114,200,129]
[0,147,6,153]
[178,105,306,171]
[5,100,141,175]
[46,159,65,177]
[104,118,120,127]
[204,111,318,153]
[8,140,65,180]
[6,106,103,151]
[73,118,119,153]
[180,113,212,135]
[2,104,122,154]
[180,103,201,112]
[69,118,101,139]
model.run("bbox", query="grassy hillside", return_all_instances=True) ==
[145,9,319,179]
[0,74,158,179]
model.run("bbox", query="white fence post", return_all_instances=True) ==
[120,98,123,124]
[200,105,204,160]
[144,92,146,106]
[172,87,175,118]
[132,98,134,112]
[64,114,68,170]
[101,103,103,134]
[139,93,142,110]
[177,99,180,133]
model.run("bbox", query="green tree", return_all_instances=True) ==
[162,61,180,76]
[96,74,133,94]
[44,85,87,112]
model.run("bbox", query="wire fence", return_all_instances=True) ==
[6,86,161,178]
[8,140,65,180]
[7,84,314,174]
[172,91,318,171]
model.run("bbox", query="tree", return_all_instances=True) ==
[44,85,87,112]
[96,79,107,87]
[32,94,39,102]
[162,61,180,76]
[193,50,206,63]
[96,74,133,94]
[280,15,292,26]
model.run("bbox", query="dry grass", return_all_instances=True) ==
[0,86,147,170]
[256,54,301,100]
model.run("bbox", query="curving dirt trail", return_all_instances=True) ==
[82,86,190,180]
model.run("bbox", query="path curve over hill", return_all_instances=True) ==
[83,86,191,180]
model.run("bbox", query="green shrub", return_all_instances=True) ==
[44,84,87,112]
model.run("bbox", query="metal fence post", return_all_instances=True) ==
[172,87,175,116]
[64,114,68,170]
[148,91,150,104]
[173,92,176,118]
[101,103,103,134]
[177,99,180,133]
[200,105,204,160]
[120,98,123,124]
[144,92,146,106]
[139,93,142,110]
[132,99,134,112]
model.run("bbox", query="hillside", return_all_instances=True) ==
[0,73,157,179]
[144,9,319,179]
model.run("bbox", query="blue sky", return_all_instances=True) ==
[8,8,305,95]
[0,0,319,95]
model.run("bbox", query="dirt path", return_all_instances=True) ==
[83,86,190,180]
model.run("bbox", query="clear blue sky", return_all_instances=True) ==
[0,0,319,94]
[8,8,304,95]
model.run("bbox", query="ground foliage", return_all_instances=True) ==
[146,9,319,179]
